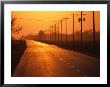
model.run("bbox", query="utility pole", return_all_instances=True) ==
[81,11,83,45]
[63,17,69,43]
[54,24,56,43]
[47,30,48,41]
[54,21,59,42]
[45,30,47,41]
[50,26,51,42]
[60,20,63,42]
[78,11,86,45]
[73,13,74,46]
[93,11,95,43]
[52,25,53,42]
[57,22,59,42]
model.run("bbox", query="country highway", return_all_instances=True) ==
[14,40,100,77]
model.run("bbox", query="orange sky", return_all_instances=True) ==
[11,11,100,38]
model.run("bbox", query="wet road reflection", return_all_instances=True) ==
[14,40,100,77]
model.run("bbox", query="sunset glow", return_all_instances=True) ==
[11,11,100,39]
[11,11,100,77]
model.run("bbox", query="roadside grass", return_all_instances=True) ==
[38,40,100,59]
[11,40,27,76]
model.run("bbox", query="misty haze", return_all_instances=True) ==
[11,11,100,77]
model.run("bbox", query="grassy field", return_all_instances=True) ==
[11,40,27,76]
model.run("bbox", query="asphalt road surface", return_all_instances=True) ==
[14,40,100,77]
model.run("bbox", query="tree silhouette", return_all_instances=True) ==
[11,17,16,31]
[11,17,22,33]
[38,30,46,41]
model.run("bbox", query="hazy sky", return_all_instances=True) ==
[12,11,100,38]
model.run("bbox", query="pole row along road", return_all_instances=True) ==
[14,40,100,77]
